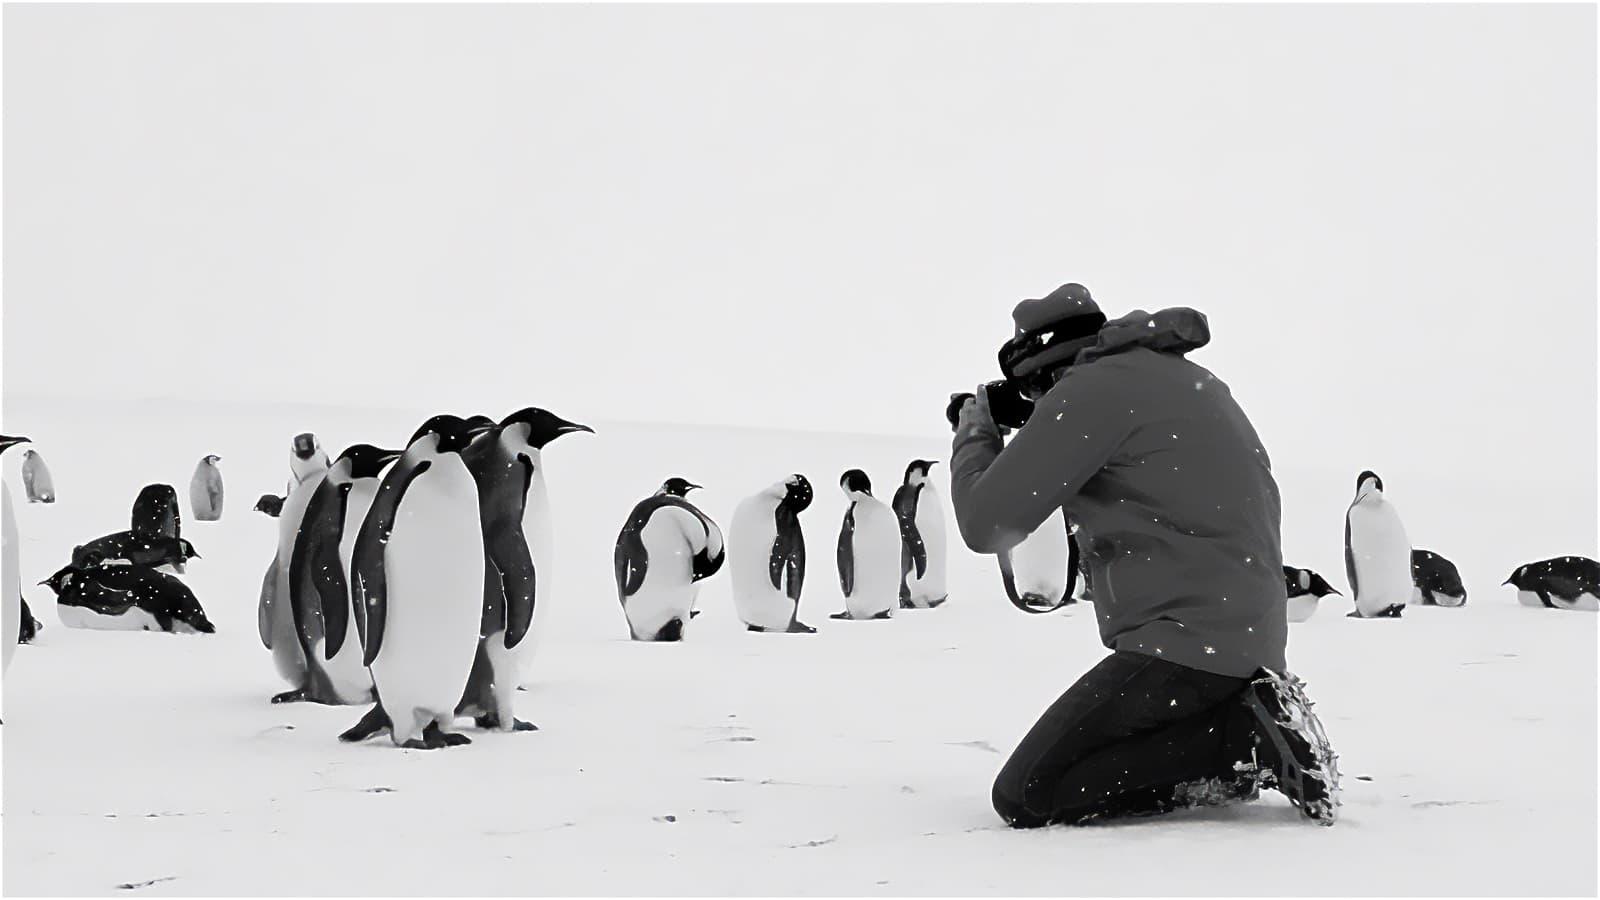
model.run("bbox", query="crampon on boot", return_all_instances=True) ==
[1242,668,1340,825]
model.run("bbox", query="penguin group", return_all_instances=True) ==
[42,480,214,635]
[1279,469,1594,622]
[257,409,591,750]
[613,460,954,642]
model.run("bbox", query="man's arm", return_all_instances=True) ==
[949,368,1131,555]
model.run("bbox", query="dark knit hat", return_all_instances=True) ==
[1000,283,1108,380]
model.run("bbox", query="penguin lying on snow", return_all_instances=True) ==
[1411,549,1466,607]
[1283,566,1341,623]
[1505,557,1599,611]
[72,531,199,574]
[615,477,724,642]
[43,562,215,634]
[833,470,899,621]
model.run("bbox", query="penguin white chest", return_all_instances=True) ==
[370,459,484,727]
[1347,499,1412,613]
[843,500,901,619]
[625,507,702,640]
[730,497,797,630]
[1285,593,1319,623]
[906,488,948,604]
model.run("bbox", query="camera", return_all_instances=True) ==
[946,380,1036,432]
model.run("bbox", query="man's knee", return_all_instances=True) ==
[993,772,1049,828]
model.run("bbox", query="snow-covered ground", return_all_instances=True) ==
[2,397,1595,896]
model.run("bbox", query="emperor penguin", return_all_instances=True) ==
[893,460,948,609]
[832,470,900,621]
[999,509,1073,613]
[72,532,198,572]
[260,433,331,703]
[190,455,224,521]
[451,414,543,732]
[44,562,215,634]
[614,477,725,642]
[1411,549,1466,607]
[20,449,55,504]
[285,444,403,707]
[1344,470,1413,618]
[288,432,331,488]
[730,474,816,633]
[491,407,593,683]
[131,484,182,543]
[3,435,31,679]
[1283,565,1341,623]
[343,415,493,750]
[1504,556,1600,611]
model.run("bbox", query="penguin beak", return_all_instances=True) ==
[687,483,703,492]
[379,449,404,464]
[559,421,594,436]
[1502,579,1512,586]
[1,435,32,451]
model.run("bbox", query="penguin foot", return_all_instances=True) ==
[786,621,817,634]
[339,705,392,743]
[689,610,702,619]
[871,610,893,620]
[926,595,949,608]
[271,689,308,705]
[747,625,767,633]
[428,723,472,747]
[512,719,538,732]
[472,714,539,732]
[829,611,852,620]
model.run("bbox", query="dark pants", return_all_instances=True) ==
[993,651,1258,827]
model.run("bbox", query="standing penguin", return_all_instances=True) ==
[1344,470,1413,618]
[832,470,900,621]
[614,477,725,642]
[1411,549,1467,607]
[260,433,331,703]
[999,509,1074,613]
[20,449,55,504]
[893,460,948,609]
[342,415,492,749]
[284,444,403,707]
[730,474,816,633]
[491,407,592,683]
[190,455,224,521]
[1284,565,1341,623]
[452,415,543,731]
[3,435,31,678]
[131,484,182,543]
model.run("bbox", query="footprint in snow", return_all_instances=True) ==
[946,740,1000,754]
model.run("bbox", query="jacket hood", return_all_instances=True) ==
[1076,307,1211,366]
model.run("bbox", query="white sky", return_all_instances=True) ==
[3,4,1595,500]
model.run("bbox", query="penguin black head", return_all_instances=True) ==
[1504,565,1530,588]
[782,474,813,512]
[292,433,319,461]
[40,563,78,594]
[903,459,938,484]
[203,454,221,465]
[0,435,32,455]
[254,494,285,517]
[179,538,202,561]
[336,444,405,479]
[1306,570,1340,597]
[840,469,873,496]
[500,408,595,449]
[1355,470,1383,496]
[660,477,702,497]
[410,415,494,454]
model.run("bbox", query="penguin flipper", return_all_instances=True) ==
[487,521,538,650]
[837,506,855,597]
[660,496,724,582]
[615,506,650,599]
[353,458,431,666]
[895,484,929,579]
[291,478,353,660]
[1343,513,1360,604]
[258,553,278,650]
[1064,511,1080,600]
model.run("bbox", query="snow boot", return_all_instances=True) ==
[1242,668,1340,825]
